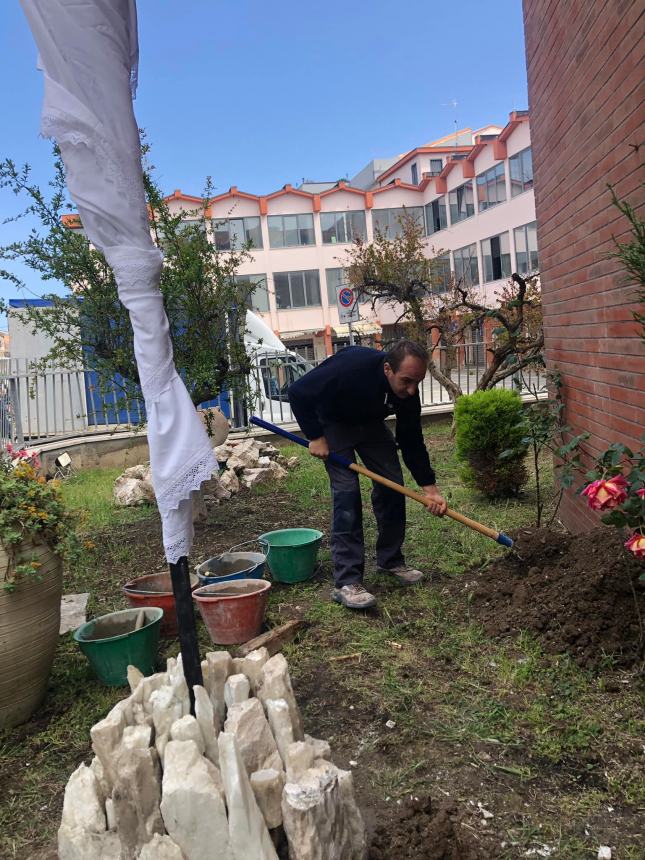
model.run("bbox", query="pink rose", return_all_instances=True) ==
[581,475,628,511]
[637,488,645,499]
[625,533,645,559]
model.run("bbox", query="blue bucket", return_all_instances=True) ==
[195,541,267,586]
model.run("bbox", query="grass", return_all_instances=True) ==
[1,418,644,858]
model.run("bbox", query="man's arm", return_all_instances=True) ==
[396,398,446,516]
[288,360,339,445]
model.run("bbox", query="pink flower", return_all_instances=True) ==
[637,488,645,499]
[625,533,645,559]
[581,475,629,511]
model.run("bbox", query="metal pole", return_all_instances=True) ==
[168,556,202,715]
[348,320,355,346]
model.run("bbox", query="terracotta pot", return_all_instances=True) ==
[0,539,63,728]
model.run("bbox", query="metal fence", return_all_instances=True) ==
[0,345,546,449]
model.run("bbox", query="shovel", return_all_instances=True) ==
[250,416,513,548]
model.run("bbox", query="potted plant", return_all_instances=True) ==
[0,444,79,728]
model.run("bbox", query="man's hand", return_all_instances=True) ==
[309,436,330,461]
[421,484,447,516]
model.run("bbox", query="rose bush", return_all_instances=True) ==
[580,439,645,566]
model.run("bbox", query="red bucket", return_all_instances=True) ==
[193,579,271,645]
[123,572,198,638]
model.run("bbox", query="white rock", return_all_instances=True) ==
[219,469,240,495]
[598,849,612,860]
[194,684,220,765]
[241,647,269,694]
[88,756,109,805]
[224,698,282,775]
[285,741,315,783]
[305,734,331,762]
[113,467,155,507]
[170,714,205,755]
[200,659,211,693]
[282,766,353,860]
[90,705,126,790]
[58,826,120,860]
[127,665,144,693]
[265,699,295,765]
[218,732,278,860]
[121,724,152,751]
[150,686,184,744]
[266,460,288,481]
[240,467,273,489]
[206,651,234,723]
[160,740,230,860]
[225,673,251,708]
[250,768,285,830]
[287,457,299,469]
[141,672,168,715]
[137,833,185,859]
[105,798,117,831]
[60,763,106,834]
[258,653,304,740]
[112,745,164,860]
[232,657,246,675]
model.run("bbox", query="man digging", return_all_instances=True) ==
[288,340,447,610]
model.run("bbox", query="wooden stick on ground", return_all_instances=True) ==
[236,619,303,657]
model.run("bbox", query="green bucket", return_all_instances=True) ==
[73,607,163,686]
[258,528,323,584]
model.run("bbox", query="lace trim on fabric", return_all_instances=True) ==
[163,531,193,566]
[155,444,218,519]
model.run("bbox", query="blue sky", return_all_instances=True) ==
[0,0,528,322]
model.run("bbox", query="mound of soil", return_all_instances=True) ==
[368,797,483,860]
[462,526,644,668]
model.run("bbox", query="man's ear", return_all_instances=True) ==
[383,361,393,375]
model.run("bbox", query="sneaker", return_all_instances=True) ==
[332,583,377,610]
[377,565,424,585]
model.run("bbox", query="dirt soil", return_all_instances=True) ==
[368,796,484,859]
[454,527,645,668]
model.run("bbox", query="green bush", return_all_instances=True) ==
[454,389,529,498]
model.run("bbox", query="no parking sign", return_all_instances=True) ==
[335,284,359,323]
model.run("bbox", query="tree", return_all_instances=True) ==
[0,145,257,412]
[344,212,544,400]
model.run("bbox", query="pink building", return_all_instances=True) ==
[165,110,537,359]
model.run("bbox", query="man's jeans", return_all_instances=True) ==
[323,420,406,587]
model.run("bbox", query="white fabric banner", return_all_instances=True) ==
[21,0,217,563]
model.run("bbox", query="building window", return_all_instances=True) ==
[434,254,452,293]
[476,163,507,211]
[514,222,539,274]
[453,243,479,287]
[372,206,425,238]
[236,274,269,313]
[481,232,511,282]
[411,163,419,185]
[448,181,474,223]
[430,158,443,175]
[320,211,367,245]
[509,147,533,196]
[268,214,315,248]
[425,197,447,235]
[212,217,262,251]
[274,270,321,309]
[325,267,347,304]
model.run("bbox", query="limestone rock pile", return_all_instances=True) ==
[209,438,298,497]
[59,650,366,859]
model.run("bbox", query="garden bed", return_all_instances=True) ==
[1,424,643,859]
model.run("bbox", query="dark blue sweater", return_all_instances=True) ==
[288,346,436,486]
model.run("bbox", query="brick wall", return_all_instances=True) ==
[523,0,645,531]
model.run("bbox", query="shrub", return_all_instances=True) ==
[455,389,528,498]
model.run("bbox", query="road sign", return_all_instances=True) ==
[335,284,359,323]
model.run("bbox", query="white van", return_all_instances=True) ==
[244,311,313,425]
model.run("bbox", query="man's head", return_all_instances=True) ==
[383,340,429,399]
